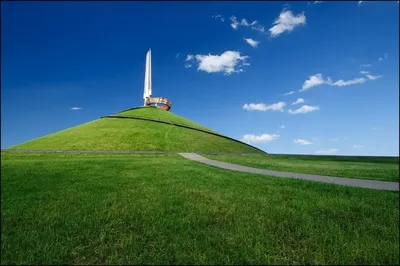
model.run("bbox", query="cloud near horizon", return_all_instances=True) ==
[70,107,82,110]
[185,51,249,75]
[242,133,280,144]
[243,102,286,112]
[315,148,338,154]
[294,139,313,145]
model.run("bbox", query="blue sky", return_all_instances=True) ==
[1,1,399,156]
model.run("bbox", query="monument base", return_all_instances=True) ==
[144,97,172,111]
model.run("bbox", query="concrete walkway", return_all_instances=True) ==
[179,153,399,191]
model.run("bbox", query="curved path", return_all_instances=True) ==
[179,153,399,191]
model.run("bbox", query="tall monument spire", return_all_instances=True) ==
[141,49,171,111]
[143,48,152,106]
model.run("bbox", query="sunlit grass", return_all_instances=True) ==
[9,108,262,154]
[205,154,399,182]
[2,152,398,265]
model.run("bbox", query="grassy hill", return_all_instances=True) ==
[117,107,217,133]
[9,107,264,154]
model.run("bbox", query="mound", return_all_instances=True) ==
[116,107,217,133]
[9,107,265,154]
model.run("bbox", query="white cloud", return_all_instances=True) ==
[291,98,305,105]
[184,54,194,68]
[353,144,363,149]
[300,73,326,91]
[299,72,378,92]
[329,77,366,87]
[243,102,286,112]
[229,16,265,32]
[288,105,320,114]
[243,38,259,48]
[242,133,280,144]
[314,1,322,4]
[360,64,372,68]
[366,75,383,80]
[185,51,249,75]
[71,107,82,111]
[212,14,225,22]
[279,125,285,129]
[358,1,364,6]
[315,148,338,155]
[366,74,383,80]
[269,10,306,38]
[378,53,388,62]
[294,139,313,145]
[230,16,239,30]
[186,54,194,61]
[284,90,295,96]
[330,138,339,142]
[251,24,265,32]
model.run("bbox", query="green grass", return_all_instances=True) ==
[2,152,399,265]
[117,107,217,133]
[205,154,400,182]
[9,108,262,154]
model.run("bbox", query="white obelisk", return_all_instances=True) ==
[143,49,152,106]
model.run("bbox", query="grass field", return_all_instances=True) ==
[205,154,400,182]
[2,152,398,265]
[9,108,262,154]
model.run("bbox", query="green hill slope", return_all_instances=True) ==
[9,107,264,154]
[117,107,217,133]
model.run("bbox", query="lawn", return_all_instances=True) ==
[1,152,399,265]
[205,154,400,182]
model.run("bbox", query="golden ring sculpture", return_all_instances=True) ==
[145,97,172,111]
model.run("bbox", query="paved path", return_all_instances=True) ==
[179,153,399,191]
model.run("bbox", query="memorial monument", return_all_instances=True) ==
[143,49,172,111]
